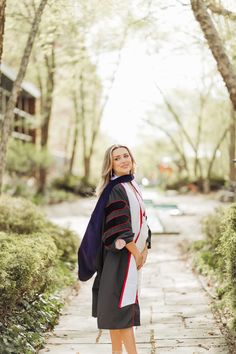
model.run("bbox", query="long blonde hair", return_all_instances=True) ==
[96,144,136,196]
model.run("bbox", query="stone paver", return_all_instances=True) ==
[40,193,230,354]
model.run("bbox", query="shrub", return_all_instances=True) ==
[44,222,78,264]
[0,232,57,316]
[192,203,236,331]
[217,204,236,316]
[0,196,46,234]
[0,195,79,264]
[6,139,52,176]
[52,174,79,192]
[166,176,226,192]
[202,207,225,250]
[32,188,76,206]
[0,293,63,354]
[52,174,95,196]
[0,195,80,353]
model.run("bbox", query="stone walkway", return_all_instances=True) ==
[40,192,231,354]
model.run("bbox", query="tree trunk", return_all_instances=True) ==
[155,84,204,180]
[193,87,211,181]
[69,91,80,174]
[0,0,7,130]
[191,0,236,111]
[38,45,55,194]
[83,155,90,183]
[205,125,229,192]
[0,0,48,193]
[0,0,6,67]
[146,119,190,178]
[38,130,49,194]
[79,30,126,184]
[229,108,236,182]
[79,71,87,180]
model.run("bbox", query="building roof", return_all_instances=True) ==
[0,63,40,98]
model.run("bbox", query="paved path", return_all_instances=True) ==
[40,192,230,354]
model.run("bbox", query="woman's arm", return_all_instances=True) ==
[141,244,148,266]
[125,241,143,270]
[102,185,134,252]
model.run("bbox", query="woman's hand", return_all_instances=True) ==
[141,245,148,266]
[125,241,143,270]
[134,245,148,269]
[134,252,143,270]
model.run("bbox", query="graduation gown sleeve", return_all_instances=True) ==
[102,184,135,252]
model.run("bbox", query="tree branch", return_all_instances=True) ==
[206,1,236,21]
[207,125,229,179]
[191,0,236,111]
[0,0,48,192]
[155,84,197,153]
[145,118,189,174]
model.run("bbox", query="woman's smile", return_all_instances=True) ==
[112,147,133,176]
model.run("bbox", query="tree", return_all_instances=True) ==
[60,7,130,182]
[229,109,236,181]
[145,118,190,178]
[0,0,6,67]
[0,0,7,124]
[155,85,202,178]
[146,82,231,191]
[191,0,236,110]
[191,0,236,181]
[69,89,80,174]
[79,36,126,183]
[37,42,56,193]
[0,0,48,192]
[32,20,57,194]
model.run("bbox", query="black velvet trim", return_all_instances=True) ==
[105,200,126,216]
[104,215,129,233]
[146,225,152,249]
[104,230,126,246]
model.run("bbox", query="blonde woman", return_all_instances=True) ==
[78,144,151,354]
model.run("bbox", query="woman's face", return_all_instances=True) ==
[112,147,133,176]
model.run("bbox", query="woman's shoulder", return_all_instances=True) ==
[108,182,129,201]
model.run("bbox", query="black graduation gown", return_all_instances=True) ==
[92,183,140,329]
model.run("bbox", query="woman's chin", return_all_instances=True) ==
[116,170,130,176]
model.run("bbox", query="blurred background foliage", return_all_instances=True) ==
[0,0,235,201]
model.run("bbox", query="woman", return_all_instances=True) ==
[78,144,151,354]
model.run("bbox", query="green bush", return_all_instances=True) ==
[0,195,80,353]
[52,174,79,192]
[0,196,46,234]
[217,204,236,317]
[202,207,225,249]
[52,173,95,196]
[192,203,236,331]
[6,139,52,176]
[166,176,225,192]
[0,195,79,264]
[0,232,57,315]
[44,222,78,264]
[219,204,236,280]
[32,188,76,206]
[0,293,63,354]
